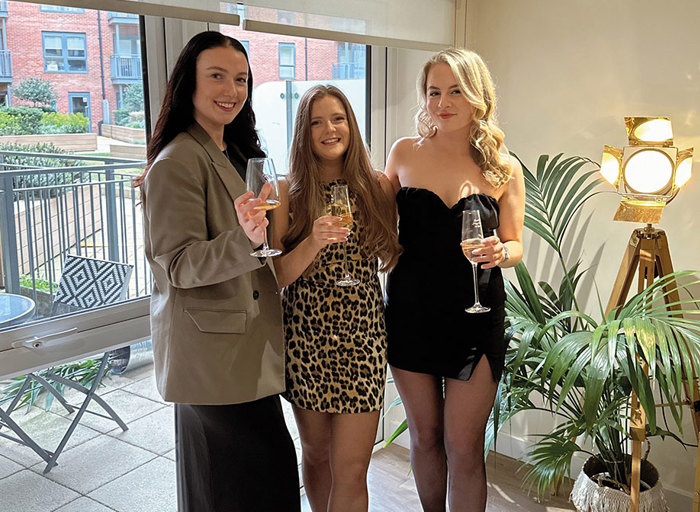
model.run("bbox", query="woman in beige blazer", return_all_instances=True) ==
[136,31,299,512]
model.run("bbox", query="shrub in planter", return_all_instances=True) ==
[126,110,145,129]
[0,106,43,134]
[570,456,668,512]
[113,108,130,127]
[0,142,86,196]
[39,112,89,134]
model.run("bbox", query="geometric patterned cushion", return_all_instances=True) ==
[53,255,134,310]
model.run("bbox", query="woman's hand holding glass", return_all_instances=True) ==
[309,214,348,251]
[466,235,506,269]
[245,158,282,257]
[234,184,272,248]
[461,210,490,313]
[328,184,359,287]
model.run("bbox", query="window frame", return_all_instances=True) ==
[41,31,88,74]
[278,42,295,80]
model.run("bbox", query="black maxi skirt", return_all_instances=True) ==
[175,395,300,512]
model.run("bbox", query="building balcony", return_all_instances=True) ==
[332,62,366,80]
[0,0,8,17]
[110,54,141,83]
[0,50,12,82]
[107,11,139,24]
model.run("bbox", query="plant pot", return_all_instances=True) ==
[570,456,668,512]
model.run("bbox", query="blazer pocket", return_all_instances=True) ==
[184,308,247,334]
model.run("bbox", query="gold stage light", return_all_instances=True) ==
[601,116,693,223]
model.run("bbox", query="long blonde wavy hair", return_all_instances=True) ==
[416,48,512,188]
[283,85,400,271]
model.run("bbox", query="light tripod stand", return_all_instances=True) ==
[606,224,700,512]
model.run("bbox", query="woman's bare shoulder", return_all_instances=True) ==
[389,136,422,156]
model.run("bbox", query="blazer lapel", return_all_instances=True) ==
[187,123,246,204]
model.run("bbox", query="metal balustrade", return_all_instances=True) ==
[0,151,150,319]
[110,54,142,81]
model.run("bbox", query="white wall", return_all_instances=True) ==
[464,0,700,508]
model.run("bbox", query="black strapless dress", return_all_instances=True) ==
[386,187,507,382]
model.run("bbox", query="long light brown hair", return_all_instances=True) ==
[282,85,399,270]
[416,48,511,188]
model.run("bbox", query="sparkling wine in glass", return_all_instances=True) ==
[329,184,359,287]
[245,157,282,257]
[461,209,490,313]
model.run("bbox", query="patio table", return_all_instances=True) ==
[0,293,36,328]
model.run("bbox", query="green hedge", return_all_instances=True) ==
[40,112,90,134]
[0,106,89,135]
[0,106,43,135]
[0,142,86,194]
[113,108,145,129]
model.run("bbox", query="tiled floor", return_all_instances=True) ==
[0,364,179,512]
[0,361,312,512]
[0,363,574,512]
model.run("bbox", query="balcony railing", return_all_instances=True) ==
[0,152,150,312]
[0,0,8,17]
[107,11,139,23]
[332,62,366,80]
[110,55,142,81]
[0,50,12,81]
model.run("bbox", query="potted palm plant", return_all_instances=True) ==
[493,153,700,511]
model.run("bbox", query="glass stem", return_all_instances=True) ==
[262,229,269,251]
[471,262,481,306]
[343,241,350,278]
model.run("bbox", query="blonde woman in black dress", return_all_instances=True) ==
[385,49,526,511]
[271,85,399,511]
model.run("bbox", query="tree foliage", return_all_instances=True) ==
[14,77,57,107]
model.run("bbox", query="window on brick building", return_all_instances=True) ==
[42,31,87,73]
[241,40,250,56]
[278,42,295,79]
[39,5,85,13]
[334,43,366,79]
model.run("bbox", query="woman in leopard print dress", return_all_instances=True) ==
[271,85,399,512]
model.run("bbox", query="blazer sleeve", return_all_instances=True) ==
[144,156,263,289]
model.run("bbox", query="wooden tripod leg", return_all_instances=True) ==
[655,231,681,310]
[606,230,642,316]
[629,236,656,512]
[656,232,700,511]
[630,390,646,512]
[691,379,700,512]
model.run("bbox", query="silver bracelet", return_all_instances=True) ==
[501,244,510,265]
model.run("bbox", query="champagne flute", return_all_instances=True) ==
[461,209,490,313]
[328,184,359,287]
[245,157,282,257]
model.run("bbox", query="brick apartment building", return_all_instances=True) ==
[0,1,366,133]
[0,1,140,133]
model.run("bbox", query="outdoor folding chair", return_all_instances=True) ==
[0,254,134,473]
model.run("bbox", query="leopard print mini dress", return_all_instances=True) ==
[282,180,387,414]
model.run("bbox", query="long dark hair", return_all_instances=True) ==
[134,31,264,186]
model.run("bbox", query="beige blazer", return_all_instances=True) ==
[142,123,284,405]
